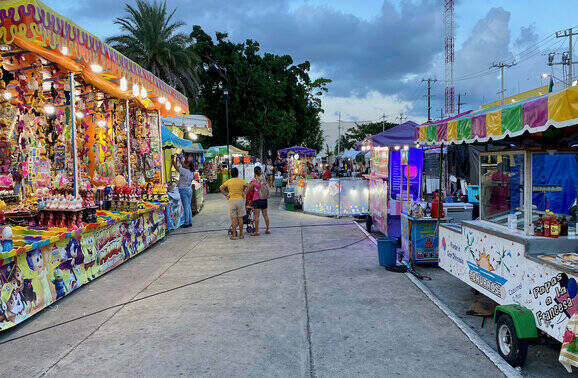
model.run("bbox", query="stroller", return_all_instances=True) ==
[228,188,255,237]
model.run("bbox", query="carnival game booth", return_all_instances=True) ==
[416,86,578,369]
[279,146,316,209]
[303,178,369,217]
[0,0,189,332]
[204,145,248,192]
[362,121,424,238]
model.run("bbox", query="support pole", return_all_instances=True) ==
[157,110,164,185]
[70,73,79,198]
[524,151,533,235]
[125,99,132,186]
[437,146,443,228]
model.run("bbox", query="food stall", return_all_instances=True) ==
[416,86,578,369]
[279,146,316,208]
[0,0,188,331]
[362,121,423,237]
[303,179,369,216]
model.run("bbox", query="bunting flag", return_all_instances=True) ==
[416,86,578,145]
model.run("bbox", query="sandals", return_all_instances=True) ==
[265,230,271,234]
[252,232,260,236]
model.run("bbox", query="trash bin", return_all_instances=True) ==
[377,237,397,267]
[284,189,295,211]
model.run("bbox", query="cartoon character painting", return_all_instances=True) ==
[82,232,99,281]
[25,248,54,308]
[55,238,85,293]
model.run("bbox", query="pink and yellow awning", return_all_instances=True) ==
[416,86,578,145]
[0,0,188,116]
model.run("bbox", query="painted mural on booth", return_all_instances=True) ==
[0,209,166,331]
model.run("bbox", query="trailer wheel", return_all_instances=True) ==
[496,314,528,367]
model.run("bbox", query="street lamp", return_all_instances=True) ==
[223,89,230,175]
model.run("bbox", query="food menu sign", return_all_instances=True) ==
[371,148,389,177]
[389,148,423,201]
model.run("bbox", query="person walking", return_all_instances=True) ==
[172,155,194,228]
[220,167,248,240]
[248,166,270,236]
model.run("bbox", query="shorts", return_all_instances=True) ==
[253,199,268,210]
[228,200,246,219]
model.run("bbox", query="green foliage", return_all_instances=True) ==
[108,1,330,158]
[106,0,199,99]
[189,26,330,158]
[334,120,397,154]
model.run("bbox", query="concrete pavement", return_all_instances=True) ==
[0,194,502,377]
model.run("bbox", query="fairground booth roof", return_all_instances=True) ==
[415,86,578,146]
[0,0,189,116]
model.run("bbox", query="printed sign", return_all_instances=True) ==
[0,208,166,331]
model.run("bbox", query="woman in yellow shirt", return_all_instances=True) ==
[220,167,248,239]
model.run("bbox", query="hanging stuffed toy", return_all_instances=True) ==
[0,66,14,87]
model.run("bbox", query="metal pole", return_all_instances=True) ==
[69,73,79,198]
[437,146,443,228]
[125,99,132,186]
[338,112,341,156]
[500,65,504,105]
[569,29,573,87]
[524,151,533,235]
[157,110,164,185]
[225,91,230,175]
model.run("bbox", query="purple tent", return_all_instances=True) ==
[370,121,419,147]
[278,146,316,158]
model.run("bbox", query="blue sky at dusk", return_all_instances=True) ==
[46,0,576,123]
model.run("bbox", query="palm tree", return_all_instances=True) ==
[106,0,199,97]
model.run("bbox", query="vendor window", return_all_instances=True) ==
[480,152,525,230]
[531,151,577,236]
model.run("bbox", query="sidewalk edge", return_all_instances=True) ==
[353,222,521,378]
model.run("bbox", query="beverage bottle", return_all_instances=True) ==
[543,211,551,237]
[550,213,560,238]
[534,214,544,236]
[560,215,568,236]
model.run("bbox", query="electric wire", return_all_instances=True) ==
[0,227,370,346]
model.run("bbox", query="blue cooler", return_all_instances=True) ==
[377,237,397,267]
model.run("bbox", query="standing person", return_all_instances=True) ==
[248,166,271,236]
[322,165,332,180]
[220,167,248,240]
[172,155,194,228]
[266,159,275,187]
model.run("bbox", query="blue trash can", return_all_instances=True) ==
[377,237,397,267]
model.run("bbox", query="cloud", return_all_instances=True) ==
[320,91,424,124]
[514,23,539,49]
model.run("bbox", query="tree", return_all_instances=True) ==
[334,120,397,154]
[106,0,199,97]
[189,26,330,158]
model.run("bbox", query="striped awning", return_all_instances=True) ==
[416,86,578,145]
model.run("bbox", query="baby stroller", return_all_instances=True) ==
[228,188,255,237]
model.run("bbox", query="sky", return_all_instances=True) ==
[46,0,577,124]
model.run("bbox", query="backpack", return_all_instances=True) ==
[258,176,270,199]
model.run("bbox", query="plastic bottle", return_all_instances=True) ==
[544,210,551,237]
[507,212,517,229]
[432,192,444,218]
[550,213,560,238]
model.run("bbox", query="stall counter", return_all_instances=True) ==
[439,220,578,344]
[0,203,167,331]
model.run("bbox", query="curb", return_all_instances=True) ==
[353,222,522,378]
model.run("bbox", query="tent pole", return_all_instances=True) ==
[126,100,132,186]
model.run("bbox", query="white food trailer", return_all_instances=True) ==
[416,86,578,370]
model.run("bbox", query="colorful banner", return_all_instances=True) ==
[416,86,578,145]
[0,207,166,331]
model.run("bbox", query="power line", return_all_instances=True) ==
[490,61,516,105]
[421,78,438,121]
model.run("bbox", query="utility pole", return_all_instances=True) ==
[555,27,578,87]
[381,113,386,132]
[457,92,466,114]
[421,78,437,121]
[337,112,341,156]
[397,112,406,125]
[439,107,444,120]
[490,61,516,104]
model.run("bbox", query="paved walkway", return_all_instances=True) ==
[0,194,501,377]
